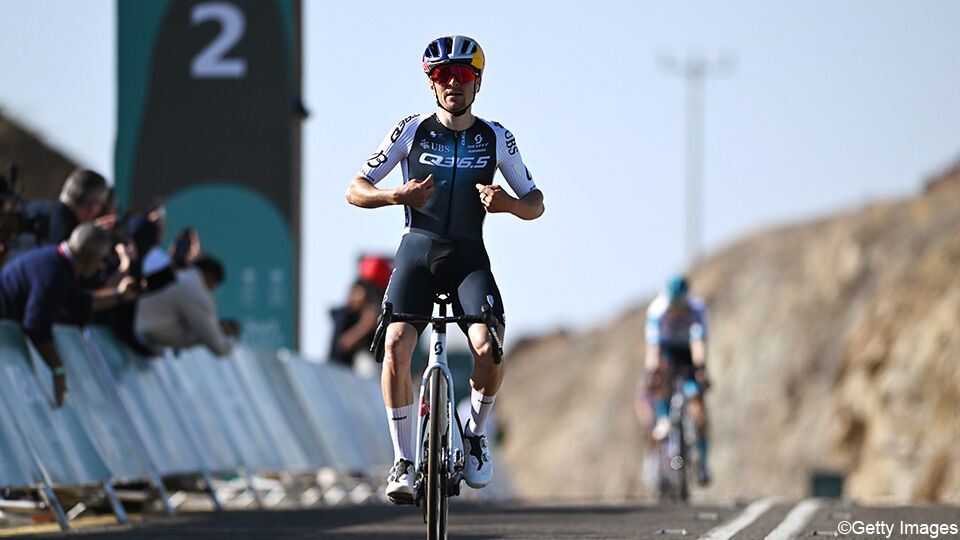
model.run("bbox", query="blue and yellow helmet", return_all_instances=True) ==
[422,35,485,76]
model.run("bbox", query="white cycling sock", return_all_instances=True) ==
[386,404,415,462]
[464,389,496,437]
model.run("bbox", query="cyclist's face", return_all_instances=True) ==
[430,74,480,110]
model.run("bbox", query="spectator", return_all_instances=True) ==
[168,227,201,270]
[126,211,174,290]
[329,278,382,367]
[46,168,114,245]
[135,254,239,356]
[0,223,141,407]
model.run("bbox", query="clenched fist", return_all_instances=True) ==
[476,183,515,214]
[394,174,435,207]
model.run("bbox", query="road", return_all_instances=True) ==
[10,499,960,539]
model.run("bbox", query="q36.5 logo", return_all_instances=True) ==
[390,114,420,143]
[366,151,387,168]
[418,153,490,168]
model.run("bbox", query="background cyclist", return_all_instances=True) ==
[639,275,712,485]
[345,35,545,504]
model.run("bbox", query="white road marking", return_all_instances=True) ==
[764,499,823,540]
[699,498,778,540]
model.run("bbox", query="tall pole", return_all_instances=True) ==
[659,55,735,264]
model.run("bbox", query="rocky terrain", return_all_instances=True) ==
[497,158,960,504]
[0,109,77,200]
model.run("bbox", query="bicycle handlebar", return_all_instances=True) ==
[370,302,503,364]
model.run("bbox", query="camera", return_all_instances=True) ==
[0,163,52,267]
[1,164,48,238]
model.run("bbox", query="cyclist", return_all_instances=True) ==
[638,275,711,485]
[345,35,544,504]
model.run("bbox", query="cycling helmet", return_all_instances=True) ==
[422,35,485,76]
[666,275,689,303]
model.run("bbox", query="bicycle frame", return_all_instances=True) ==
[414,318,463,480]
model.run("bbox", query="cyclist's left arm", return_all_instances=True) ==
[689,300,709,368]
[478,123,544,219]
[644,298,665,372]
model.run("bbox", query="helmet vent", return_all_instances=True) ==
[460,41,472,54]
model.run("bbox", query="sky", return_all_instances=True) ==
[1,0,959,357]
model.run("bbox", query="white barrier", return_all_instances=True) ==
[0,324,395,530]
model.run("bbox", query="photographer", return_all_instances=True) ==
[0,224,142,407]
[45,169,113,245]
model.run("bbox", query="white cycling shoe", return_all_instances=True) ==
[463,434,493,488]
[385,459,415,505]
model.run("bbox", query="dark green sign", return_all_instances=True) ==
[116,0,301,350]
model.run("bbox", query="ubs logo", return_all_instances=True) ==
[419,140,451,153]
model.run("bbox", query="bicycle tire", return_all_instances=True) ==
[677,412,689,502]
[426,371,448,540]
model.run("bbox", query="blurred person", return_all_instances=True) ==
[168,227,201,270]
[346,35,544,503]
[328,278,382,367]
[134,254,239,356]
[90,213,168,356]
[638,275,712,485]
[127,211,175,290]
[46,169,114,245]
[0,223,141,407]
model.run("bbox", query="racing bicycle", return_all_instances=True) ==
[372,293,503,540]
[657,362,700,503]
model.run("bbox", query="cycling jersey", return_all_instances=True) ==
[359,113,537,240]
[645,294,709,347]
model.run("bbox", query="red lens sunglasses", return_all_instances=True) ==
[429,65,477,85]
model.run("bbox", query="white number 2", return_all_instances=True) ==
[190,2,247,79]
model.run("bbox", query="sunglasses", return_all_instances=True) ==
[429,65,477,85]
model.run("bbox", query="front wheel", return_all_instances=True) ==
[426,371,448,540]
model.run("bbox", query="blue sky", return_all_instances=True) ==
[2,0,960,356]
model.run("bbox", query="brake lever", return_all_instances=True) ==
[480,304,503,364]
[370,302,393,358]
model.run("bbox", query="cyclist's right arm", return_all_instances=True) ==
[644,296,666,372]
[346,174,434,208]
[346,114,432,208]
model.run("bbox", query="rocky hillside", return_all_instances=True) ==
[0,109,77,201]
[497,158,960,504]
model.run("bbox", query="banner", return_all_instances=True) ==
[116,0,301,349]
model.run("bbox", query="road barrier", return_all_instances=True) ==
[0,322,393,531]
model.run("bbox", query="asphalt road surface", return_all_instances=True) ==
[11,499,960,539]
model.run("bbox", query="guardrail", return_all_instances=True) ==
[0,322,392,531]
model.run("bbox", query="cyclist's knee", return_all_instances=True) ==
[688,396,707,422]
[467,323,502,368]
[384,323,417,368]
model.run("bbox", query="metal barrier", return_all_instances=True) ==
[0,323,395,531]
[0,323,127,529]
[52,326,174,516]
[231,348,314,471]
[241,351,332,469]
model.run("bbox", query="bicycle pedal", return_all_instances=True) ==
[387,492,415,506]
